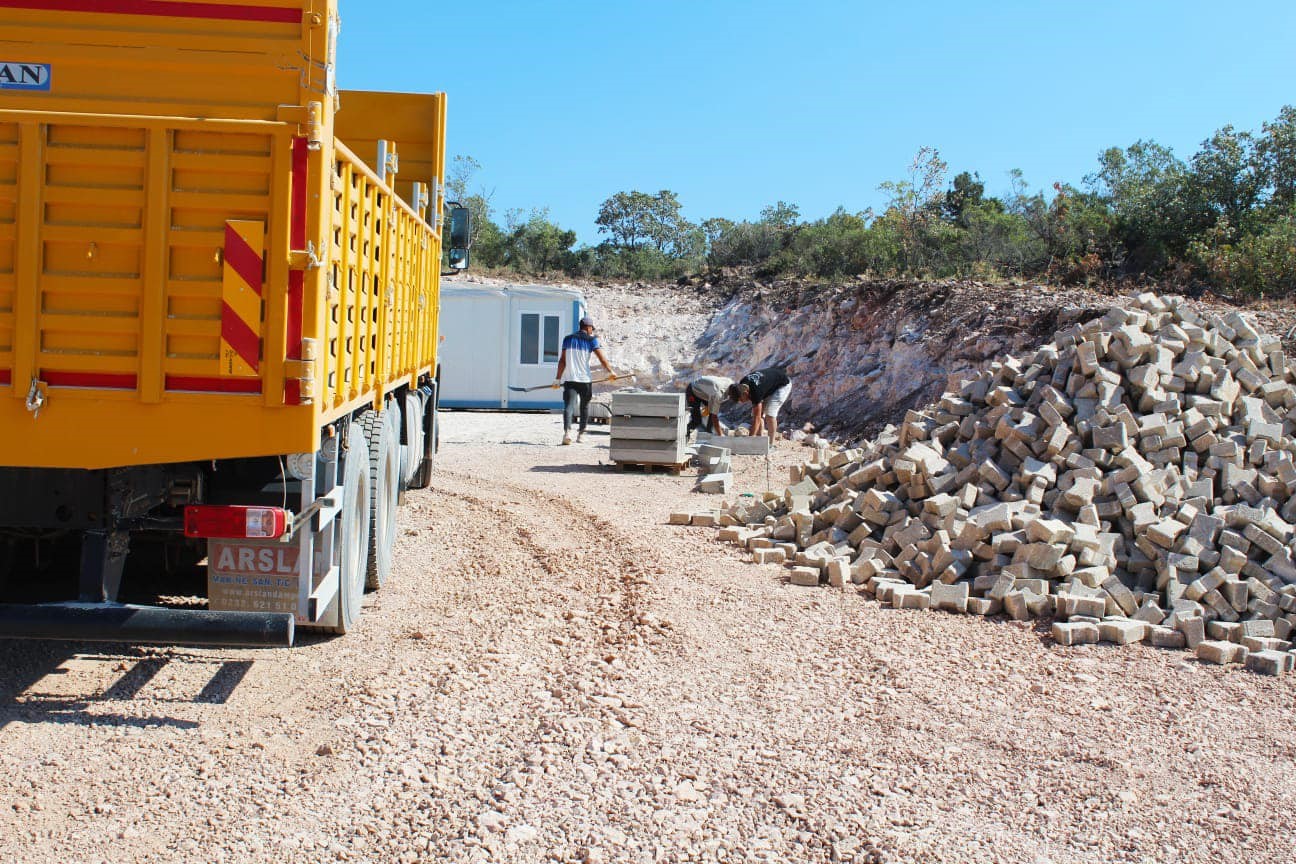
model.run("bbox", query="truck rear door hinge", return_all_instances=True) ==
[289,242,324,271]
[276,101,324,150]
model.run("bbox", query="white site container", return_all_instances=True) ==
[439,283,587,410]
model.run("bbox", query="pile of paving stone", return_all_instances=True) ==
[683,294,1296,675]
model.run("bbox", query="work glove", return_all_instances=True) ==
[552,379,561,389]
[607,373,618,381]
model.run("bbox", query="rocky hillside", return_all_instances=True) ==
[487,272,1296,442]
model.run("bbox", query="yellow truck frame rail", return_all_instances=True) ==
[0,0,453,643]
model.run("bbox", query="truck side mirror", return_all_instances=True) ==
[447,204,471,270]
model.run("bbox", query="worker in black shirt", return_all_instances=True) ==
[727,365,792,443]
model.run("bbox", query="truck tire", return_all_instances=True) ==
[360,408,400,591]
[408,383,438,490]
[331,422,371,634]
[400,390,425,489]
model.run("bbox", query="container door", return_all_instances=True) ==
[438,295,505,408]
[509,306,562,406]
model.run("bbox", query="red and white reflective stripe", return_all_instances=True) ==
[0,0,302,24]
[43,371,138,390]
[184,505,289,539]
[165,375,262,394]
[285,136,308,405]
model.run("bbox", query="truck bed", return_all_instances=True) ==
[0,0,445,469]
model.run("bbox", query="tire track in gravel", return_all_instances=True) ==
[307,470,685,859]
[101,467,676,863]
[430,467,678,656]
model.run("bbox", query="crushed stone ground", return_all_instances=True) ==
[1,411,1293,864]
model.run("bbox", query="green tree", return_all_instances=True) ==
[444,154,498,252]
[942,171,995,227]
[1087,140,1189,272]
[759,201,801,230]
[1259,105,1296,211]
[595,189,694,256]
[500,208,576,274]
[878,146,949,272]
[1183,126,1263,235]
[700,217,735,251]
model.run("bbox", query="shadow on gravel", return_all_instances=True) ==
[0,640,255,731]
[529,464,620,475]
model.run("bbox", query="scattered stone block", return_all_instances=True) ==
[893,588,931,610]
[930,581,970,613]
[826,558,851,588]
[1177,616,1206,648]
[1063,594,1107,619]
[1052,621,1100,646]
[1245,649,1294,676]
[789,566,821,587]
[697,472,734,495]
[1149,626,1187,649]
[1206,621,1243,642]
[1197,640,1249,665]
[1098,619,1146,645]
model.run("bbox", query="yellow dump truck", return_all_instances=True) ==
[0,0,468,645]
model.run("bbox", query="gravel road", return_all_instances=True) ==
[2,411,1293,864]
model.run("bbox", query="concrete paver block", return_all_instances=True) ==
[789,566,821,587]
[1052,621,1100,646]
[1197,640,1249,664]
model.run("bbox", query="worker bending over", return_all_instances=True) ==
[554,316,617,445]
[728,365,792,443]
[685,375,733,438]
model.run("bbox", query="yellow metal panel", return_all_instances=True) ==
[0,1,319,122]
[336,90,446,208]
[1,395,317,470]
[261,135,291,408]
[140,127,169,403]
[12,123,40,398]
[0,2,447,469]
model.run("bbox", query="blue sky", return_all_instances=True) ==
[338,0,1296,244]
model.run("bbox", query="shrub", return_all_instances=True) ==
[1189,213,1296,298]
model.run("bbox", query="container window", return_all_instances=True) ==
[520,313,539,365]
[543,315,561,364]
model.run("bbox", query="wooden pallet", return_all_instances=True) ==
[612,459,689,475]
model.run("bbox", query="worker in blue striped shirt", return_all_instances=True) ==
[554,316,618,445]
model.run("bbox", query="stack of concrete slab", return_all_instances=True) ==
[609,391,687,468]
[692,293,1296,675]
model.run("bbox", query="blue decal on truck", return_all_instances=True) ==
[0,62,51,91]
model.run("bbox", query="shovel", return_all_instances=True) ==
[508,374,635,393]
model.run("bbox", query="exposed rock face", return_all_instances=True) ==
[689,281,1115,438]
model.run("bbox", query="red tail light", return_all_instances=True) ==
[184,506,289,539]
